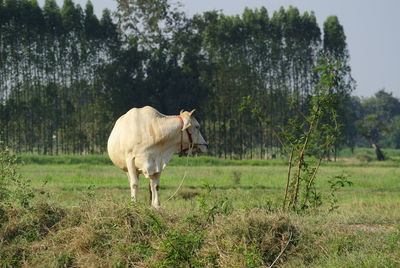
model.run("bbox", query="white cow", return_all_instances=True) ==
[107,106,207,208]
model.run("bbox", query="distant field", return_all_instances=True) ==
[2,153,399,267]
[17,148,400,166]
[19,156,400,209]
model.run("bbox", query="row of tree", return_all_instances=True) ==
[347,90,400,151]
[0,0,121,154]
[0,0,396,157]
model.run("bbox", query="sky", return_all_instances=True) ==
[37,0,400,98]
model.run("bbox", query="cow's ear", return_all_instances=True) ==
[189,109,196,116]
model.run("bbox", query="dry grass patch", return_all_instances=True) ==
[177,188,201,200]
[1,197,399,267]
[1,197,300,267]
[201,210,297,267]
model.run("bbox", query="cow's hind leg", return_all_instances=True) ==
[149,173,161,208]
[126,157,139,202]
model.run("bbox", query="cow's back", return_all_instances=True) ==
[107,106,165,171]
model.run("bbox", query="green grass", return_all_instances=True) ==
[2,154,399,267]
[338,147,400,158]
[17,151,400,167]
[18,153,289,166]
[18,153,113,165]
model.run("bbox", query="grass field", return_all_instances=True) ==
[1,154,399,267]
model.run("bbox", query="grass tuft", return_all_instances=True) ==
[202,211,296,267]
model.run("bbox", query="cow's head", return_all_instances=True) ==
[180,109,208,153]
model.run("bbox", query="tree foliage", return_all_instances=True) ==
[0,0,381,157]
[355,90,400,151]
[281,59,347,211]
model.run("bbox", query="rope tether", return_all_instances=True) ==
[162,142,194,205]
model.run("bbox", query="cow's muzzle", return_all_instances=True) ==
[196,143,208,153]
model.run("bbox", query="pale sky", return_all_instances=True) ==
[37,0,400,98]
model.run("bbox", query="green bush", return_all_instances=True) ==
[0,142,66,266]
[1,143,34,208]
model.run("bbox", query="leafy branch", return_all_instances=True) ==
[280,58,350,212]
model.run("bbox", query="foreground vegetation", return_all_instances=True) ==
[0,153,399,267]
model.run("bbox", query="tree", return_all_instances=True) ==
[0,1,356,156]
[340,96,364,151]
[356,90,400,157]
[388,116,400,149]
[323,15,354,157]
[356,114,386,160]
[280,59,346,211]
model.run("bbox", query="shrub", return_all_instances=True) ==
[0,142,66,266]
[0,142,34,208]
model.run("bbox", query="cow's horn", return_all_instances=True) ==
[189,109,196,116]
[180,109,184,115]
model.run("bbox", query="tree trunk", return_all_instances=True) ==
[372,143,385,161]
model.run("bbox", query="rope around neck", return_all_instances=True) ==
[162,143,194,205]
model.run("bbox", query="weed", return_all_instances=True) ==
[0,142,34,208]
[328,174,353,212]
[198,185,233,223]
[158,229,204,267]
[231,170,242,185]
[55,252,75,267]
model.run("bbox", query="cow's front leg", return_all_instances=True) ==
[126,157,139,202]
[149,173,161,208]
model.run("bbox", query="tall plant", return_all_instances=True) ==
[281,58,349,211]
